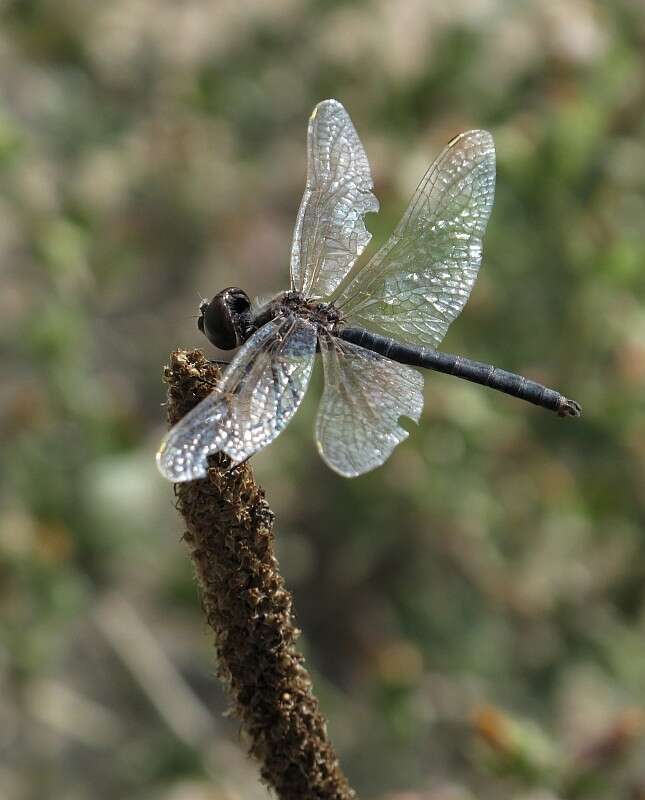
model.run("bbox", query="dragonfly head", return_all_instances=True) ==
[198,287,252,350]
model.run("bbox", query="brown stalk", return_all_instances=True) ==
[163,348,355,800]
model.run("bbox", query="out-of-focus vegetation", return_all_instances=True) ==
[1,1,645,798]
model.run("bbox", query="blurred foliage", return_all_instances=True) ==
[1,1,645,799]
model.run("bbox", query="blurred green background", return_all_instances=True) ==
[2,1,645,798]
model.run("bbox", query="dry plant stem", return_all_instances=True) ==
[163,349,355,800]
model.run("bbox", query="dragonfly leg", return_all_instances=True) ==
[225,455,252,474]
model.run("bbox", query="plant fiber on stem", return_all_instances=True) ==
[163,348,355,800]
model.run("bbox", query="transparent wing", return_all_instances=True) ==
[315,334,424,477]
[157,315,316,482]
[336,130,495,348]
[290,99,379,299]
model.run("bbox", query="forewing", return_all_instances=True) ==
[337,130,495,348]
[290,99,379,299]
[315,334,424,477]
[156,316,316,481]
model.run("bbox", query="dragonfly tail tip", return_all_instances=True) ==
[558,397,582,418]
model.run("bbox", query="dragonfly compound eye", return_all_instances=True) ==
[199,287,252,350]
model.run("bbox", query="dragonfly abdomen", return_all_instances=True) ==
[338,327,581,418]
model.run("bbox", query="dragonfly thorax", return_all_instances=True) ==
[251,291,343,337]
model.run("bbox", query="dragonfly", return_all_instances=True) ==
[157,99,581,481]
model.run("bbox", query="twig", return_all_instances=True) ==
[93,593,214,747]
[163,349,355,800]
